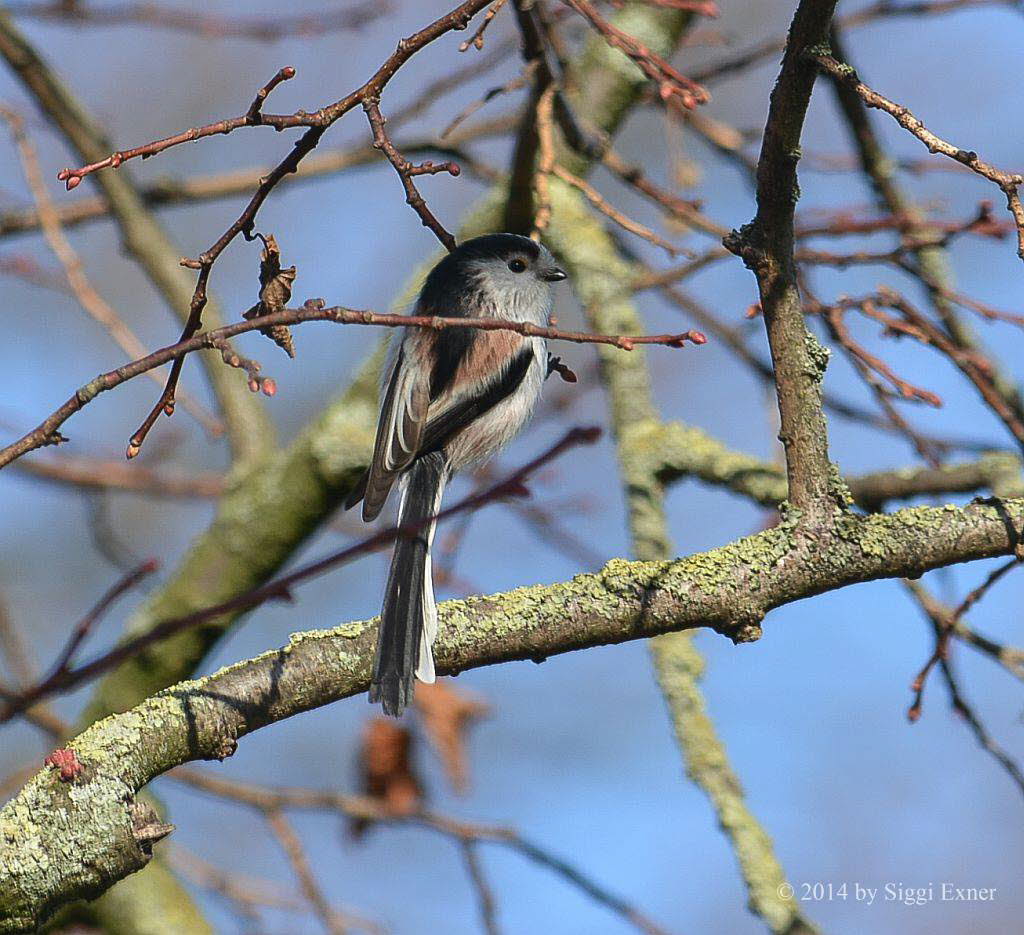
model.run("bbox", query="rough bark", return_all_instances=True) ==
[2,489,1024,930]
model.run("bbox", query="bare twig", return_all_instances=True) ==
[5,0,389,40]
[56,66,299,188]
[873,287,1024,451]
[441,66,532,139]
[561,0,709,110]
[28,559,158,700]
[460,840,501,935]
[0,117,514,241]
[0,427,600,717]
[601,147,728,239]
[904,580,1024,796]
[459,0,509,51]
[0,301,703,470]
[56,0,496,457]
[811,53,1024,261]
[363,99,460,252]
[264,809,348,935]
[822,302,942,407]
[0,105,222,436]
[553,164,688,255]
[172,768,671,935]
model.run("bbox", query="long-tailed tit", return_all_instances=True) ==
[346,233,567,716]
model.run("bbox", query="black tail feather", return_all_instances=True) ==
[370,451,446,717]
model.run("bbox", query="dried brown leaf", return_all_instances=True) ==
[243,233,296,357]
[351,717,422,838]
[415,680,489,794]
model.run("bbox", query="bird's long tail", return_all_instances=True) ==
[370,451,446,717]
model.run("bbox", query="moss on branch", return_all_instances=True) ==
[2,494,1023,930]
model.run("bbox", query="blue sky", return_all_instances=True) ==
[1,2,1023,933]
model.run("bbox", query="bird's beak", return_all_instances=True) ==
[542,266,567,282]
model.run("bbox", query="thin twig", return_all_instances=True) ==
[0,303,703,470]
[553,165,687,255]
[0,105,222,436]
[811,53,1024,261]
[459,0,509,51]
[5,0,389,40]
[0,427,600,717]
[67,0,496,458]
[45,559,158,683]
[460,840,501,935]
[264,808,349,935]
[561,0,709,110]
[363,98,460,251]
[172,768,671,935]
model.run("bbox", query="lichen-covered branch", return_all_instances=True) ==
[638,420,1024,510]
[48,5,700,927]
[544,177,819,934]
[724,0,840,515]
[3,492,1024,931]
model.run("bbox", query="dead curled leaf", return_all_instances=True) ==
[415,680,489,794]
[351,717,423,838]
[243,233,296,358]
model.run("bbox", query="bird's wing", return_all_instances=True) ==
[351,345,431,521]
[419,344,535,455]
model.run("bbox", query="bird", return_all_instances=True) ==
[346,233,567,716]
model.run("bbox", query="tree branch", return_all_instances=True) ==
[0,9,276,467]
[550,172,819,934]
[0,301,703,470]
[812,51,1024,261]
[723,0,839,516]
[3,492,1024,930]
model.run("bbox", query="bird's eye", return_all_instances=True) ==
[508,258,527,273]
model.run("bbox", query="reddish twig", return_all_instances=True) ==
[600,148,728,239]
[172,768,671,935]
[0,105,222,437]
[796,201,1011,241]
[37,557,157,696]
[13,455,225,498]
[811,53,1024,262]
[55,0,495,458]
[0,301,703,470]
[561,0,710,110]
[906,559,1023,722]
[951,557,1023,622]
[941,657,1024,797]
[905,580,1024,796]
[57,67,299,189]
[0,427,600,718]
[610,0,719,11]
[939,287,1024,331]
[873,287,1024,450]
[441,63,533,139]
[552,165,688,256]
[823,303,942,406]
[364,99,460,252]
